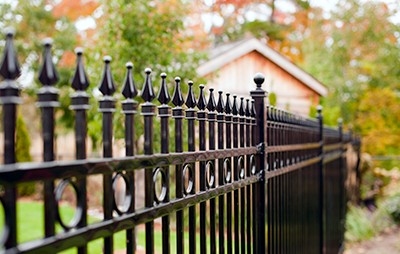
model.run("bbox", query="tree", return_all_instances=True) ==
[82,0,206,150]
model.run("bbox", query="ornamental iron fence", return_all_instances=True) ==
[0,31,360,254]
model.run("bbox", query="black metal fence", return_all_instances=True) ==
[0,31,360,253]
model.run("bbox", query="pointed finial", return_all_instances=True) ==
[141,68,155,102]
[216,91,225,113]
[253,73,265,88]
[251,100,256,117]
[207,88,216,111]
[172,77,184,106]
[38,38,59,86]
[157,72,170,104]
[225,93,232,114]
[0,28,20,80]
[122,62,138,99]
[338,118,343,127]
[197,84,207,110]
[98,56,116,96]
[245,99,251,116]
[232,95,238,115]
[239,97,245,116]
[71,47,89,91]
[185,80,196,108]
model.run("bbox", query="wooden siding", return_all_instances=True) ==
[204,50,319,116]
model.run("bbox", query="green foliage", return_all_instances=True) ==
[83,0,206,150]
[15,114,32,163]
[384,193,400,224]
[345,206,375,242]
[269,92,277,106]
[15,114,35,196]
[345,204,392,242]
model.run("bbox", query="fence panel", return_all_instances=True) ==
[0,31,360,254]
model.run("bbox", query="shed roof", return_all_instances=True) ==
[197,38,328,96]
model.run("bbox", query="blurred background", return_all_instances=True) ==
[0,0,399,252]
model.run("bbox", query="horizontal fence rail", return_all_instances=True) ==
[0,31,360,254]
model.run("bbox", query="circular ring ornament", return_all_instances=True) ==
[153,168,168,204]
[55,178,83,230]
[112,172,133,214]
[238,157,245,179]
[224,159,232,183]
[205,161,215,189]
[183,164,194,195]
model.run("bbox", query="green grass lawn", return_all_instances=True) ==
[0,201,209,253]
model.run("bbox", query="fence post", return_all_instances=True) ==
[317,105,325,254]
[250,73,267,254]
[338,118,345,247]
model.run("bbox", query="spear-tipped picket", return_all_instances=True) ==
[99,56,116,96]
[207,88,216,112]
[245,99,251,117]
[0,28,20,80]
[232,95,238,116]
[122,62,137,99]
[141,68,155,102]
[197,84,207,110]
[185,80,196,108]
[157,73,170,104]
[216,91,224,113]
[251,100,256,118]
[38,38,59,86]
[71,47,89,91]
[225,93,232,114]
[239,97,245,116]
[172,77,184,107]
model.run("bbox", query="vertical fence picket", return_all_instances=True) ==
[238,97,246,254]
[0,30,20,249]
[216,91,225,254]
[157,73,171,254]
[185,81,197,254]
[207,88,217,254]
[70,47,90,254]
[172,77,185,254]
[225,93,233,254]
[231,95,240,254]
[141,68,156,254]
[98,56,116,254]
[121,62,138,254]
[317,106,324,254]
[197,85,207,254]
[37,39,59,239]
[245,99,252,254]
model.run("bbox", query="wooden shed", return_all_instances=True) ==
[197,38,328,115]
